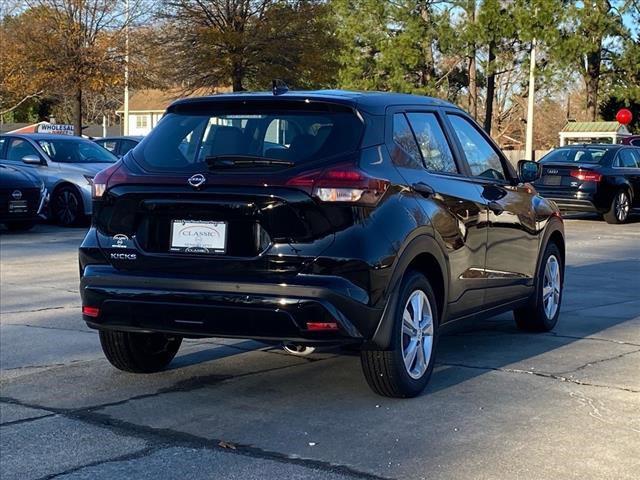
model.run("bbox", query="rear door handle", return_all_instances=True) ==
[411,182,435,197]
[487,201,504,215]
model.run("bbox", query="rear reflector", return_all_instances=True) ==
[306,322,339,331]
[570,169,602,182]
[82,306,100,317]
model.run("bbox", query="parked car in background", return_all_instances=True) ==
[0,133,117,226]
[535,144,640,224]
[0,162,48,231]
[79,90,565,398]
[621,135,640,147]
[94,136,143,158]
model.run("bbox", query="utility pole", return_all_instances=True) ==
[525,38,536,160]
[123,0,130,136]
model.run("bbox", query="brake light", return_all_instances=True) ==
[92,161,126,199]
[82,306,100,317]
[287,165,389,206]
[570,169,602,182]
[306,322,338,331]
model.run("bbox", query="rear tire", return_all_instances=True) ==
[514,242,563,332]
[603,190,631,224]
[361,271,438,398]
[5,221,35,232]
[99,330,182,373]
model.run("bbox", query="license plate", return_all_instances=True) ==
[170,220,227,254]
[8,200,28,213]
[543,175,562,186]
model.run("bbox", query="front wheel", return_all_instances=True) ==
[514,242,563,332]
[603,190,631,224]
[361,271,438,398]
[99,330,182,373]
[51,186,83,227]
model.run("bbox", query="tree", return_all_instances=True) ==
[333,0,390,91]
[2,1,138,134]
[334,0,467,99]
[559,1,628,121]
[160,0,339,92]
[0,10,48,118]
[477,0,517,134]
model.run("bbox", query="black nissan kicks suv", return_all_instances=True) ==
[79,90,565,397]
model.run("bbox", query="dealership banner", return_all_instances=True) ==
[36,124,75,135]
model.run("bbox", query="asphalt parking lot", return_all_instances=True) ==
[1,216,639,480]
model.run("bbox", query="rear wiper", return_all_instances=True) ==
[205,155,294,169]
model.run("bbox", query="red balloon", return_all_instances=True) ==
[616,108,633,126]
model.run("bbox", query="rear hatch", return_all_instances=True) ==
[537,163,601,190]
[95,181,338,277]
[535,146,610,193]
[93,97,366,278]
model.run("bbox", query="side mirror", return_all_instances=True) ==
[22,154,43,165]
[517,160,541,183]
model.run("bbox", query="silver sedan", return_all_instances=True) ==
[0,133,118,226]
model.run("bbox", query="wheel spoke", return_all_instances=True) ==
[403,311,417,336]
[415,340,426,374]
[403,339,418,371]
[411,294,422,328]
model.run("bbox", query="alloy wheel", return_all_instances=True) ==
[615,192,630,222]
[401,290,434,379]
[542,255,561,320]
[54,189,79,225]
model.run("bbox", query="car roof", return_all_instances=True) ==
[168,89,460,115]
[557,143,622,150]
[0,133,92,142]
[95,136,143,141]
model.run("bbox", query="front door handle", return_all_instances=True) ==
[411,182,435,197]
[487,201,504,215]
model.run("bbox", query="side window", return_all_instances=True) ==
[0,137,6,158]
[448,115,507,181]
[392,113,422,168]
[97,140,118,154]
[618,149,639,168]
[120,140,138,156]
[631,139,640,147]
[6,138,39,162]
[406,113,457,173]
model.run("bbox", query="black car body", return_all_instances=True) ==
[79,90,565,397]
[0,163,48,231]
[534,144,640,223]
[94,136,143,158]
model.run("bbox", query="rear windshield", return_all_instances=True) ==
[132,106,364,172]
[38,139,117,163]
[540,147,609,165]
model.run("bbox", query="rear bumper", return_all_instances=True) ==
[80,265,382,343]
[535,189,598,212]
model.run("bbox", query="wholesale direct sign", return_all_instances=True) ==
[36,124,75,135]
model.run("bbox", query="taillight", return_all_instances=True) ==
[570,169,602,182]
[92,161,125,199]
[287,164,389,206]
[82,306,100,317]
